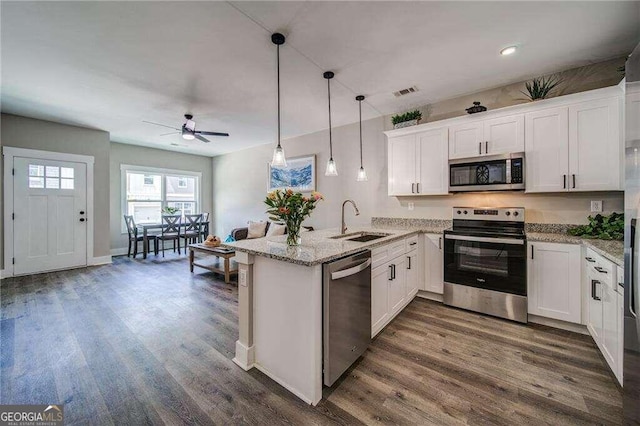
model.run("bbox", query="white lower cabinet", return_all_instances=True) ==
[527,242,582,323]
[371,237,421,337]
[585,250,623,384]
[423,234,444,294]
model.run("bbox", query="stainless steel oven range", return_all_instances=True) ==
[443,207,527,323]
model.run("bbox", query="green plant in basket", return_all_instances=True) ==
[567,213,624,240]
[391,110,422,125]
[521,75,563,101]
[265,189,324,246]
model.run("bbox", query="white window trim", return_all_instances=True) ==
[2,146,99,278]
[120,164,202,234]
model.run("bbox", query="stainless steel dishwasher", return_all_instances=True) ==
[323,250,372,386]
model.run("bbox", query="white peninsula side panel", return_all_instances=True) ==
[252,256,323,405]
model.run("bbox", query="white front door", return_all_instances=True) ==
[13,157,87,275]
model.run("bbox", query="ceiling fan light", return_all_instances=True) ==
[500,45,517,56]
[325,158,338,176]
[182,132,195,140]
[357,166,368,182]
[271,145,287,167]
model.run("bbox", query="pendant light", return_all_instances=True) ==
[270,33,287,167]
[355,95,368,181]
[324,71,338,176]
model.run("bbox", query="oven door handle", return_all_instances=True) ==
[444,234,525,245]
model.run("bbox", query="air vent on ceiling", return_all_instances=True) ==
[393,86,418,97]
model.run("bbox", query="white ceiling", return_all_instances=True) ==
[2,1,638,156]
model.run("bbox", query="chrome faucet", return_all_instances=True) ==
[341,200,360,234]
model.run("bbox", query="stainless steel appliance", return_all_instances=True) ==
[323,250,371,386]
[623,42,640,425]
[443,207,527,323]
[449,152,525,192]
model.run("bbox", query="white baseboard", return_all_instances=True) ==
[89,255,112,266]
[110,247,129,256]
[0,269,7,279]
[528,314,589,335]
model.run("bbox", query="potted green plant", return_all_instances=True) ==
[391,110,422,129]
[521,75,563,101]
[264,189,324,246]
[567,212,624,240]
[161,206,180,215]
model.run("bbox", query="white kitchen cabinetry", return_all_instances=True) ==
[371,237,421,337]
[585,250,623,384]
[525,107,569,193]
[423,234,444,294]
[448,114,524,159]
[527,242,582,323]
[526,97,621,193]
[568,97,621,191]
[387,128,448,196]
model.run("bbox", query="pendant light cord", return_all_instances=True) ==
[327,78,333,159]
[359,99,363,168]
[277,43,281,149]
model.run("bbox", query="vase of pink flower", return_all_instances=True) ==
[265,189,324,246]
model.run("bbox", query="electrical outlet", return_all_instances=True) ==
[408,202,414,211]
[591,200,603,213]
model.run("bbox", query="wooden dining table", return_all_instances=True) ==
[137,221,210,259]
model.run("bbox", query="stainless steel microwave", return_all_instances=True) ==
[449,152,525,192]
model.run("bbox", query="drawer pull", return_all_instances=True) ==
[409,242,417,246]
[585,257,595,263]
[594,266,608,274]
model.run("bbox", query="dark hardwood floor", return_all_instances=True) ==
[1,254,622,425]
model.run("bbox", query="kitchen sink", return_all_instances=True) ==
[329,232,391,241]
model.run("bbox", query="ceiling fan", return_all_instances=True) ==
[143,114,229,143]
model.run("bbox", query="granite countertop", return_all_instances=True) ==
[222,227,420,266]
[526,232,623,266]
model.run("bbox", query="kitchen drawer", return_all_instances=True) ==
[585,248,614,290]
[405,235,419,252]
[372,239,406,269]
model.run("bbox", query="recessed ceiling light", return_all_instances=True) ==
[500,46,517,56]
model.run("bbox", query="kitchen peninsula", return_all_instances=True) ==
[223,226,435,405]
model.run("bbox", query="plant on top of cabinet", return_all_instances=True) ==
[392,110,422,129]
[567,212,624,240]
[521,74,563,101]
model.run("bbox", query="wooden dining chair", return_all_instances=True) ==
[201,212,210,240]
[155,215,182,257]
[182,214,203,245]
[124,215,155,258]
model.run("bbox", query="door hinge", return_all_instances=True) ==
[12,213,15,220]
[12,257,15,265]
[12,168,15,176]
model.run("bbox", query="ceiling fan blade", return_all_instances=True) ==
[196,131,230,137]
[160,131,181,136]
[143,120,181,130]
[194,134,211,143]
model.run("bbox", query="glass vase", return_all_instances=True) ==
[286,221,302,246]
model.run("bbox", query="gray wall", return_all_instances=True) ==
[212,59,626,236]
[0,113,112,267]
[109,142,213,252]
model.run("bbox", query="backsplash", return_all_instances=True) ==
[373,217,579,235]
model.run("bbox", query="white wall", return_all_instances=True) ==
[211,114,623,237]
[0,114,111,268]
[109,142,213,252]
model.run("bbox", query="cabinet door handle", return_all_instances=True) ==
[478,142,482,155]
[485,141,488,154]
[416,183,420,194]
[438,237,442,250]
[407,256,411,270]
[563,174,566,189]
[388,265,393,281]
[572,174,576,189]
[585,257,595,263]
[411,183,415,194]
[409,242,417,246]
[531,245,534,259]
[392,264,396,280]
[592,280,602,301]
[594,266,608,274]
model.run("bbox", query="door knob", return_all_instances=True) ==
[80,211,85,215]
[79,218,86,222]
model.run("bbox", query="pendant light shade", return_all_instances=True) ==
[324,71,338,176]
[355,95,368,181]
[270,33,287,167]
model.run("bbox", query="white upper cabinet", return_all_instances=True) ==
[388,128,448,196]
[449,122,484,159]
[388,134,417,196]
[525,107,569,193]
[568,97,621,191]
[449,115,524,159]
[483,114,525,155]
